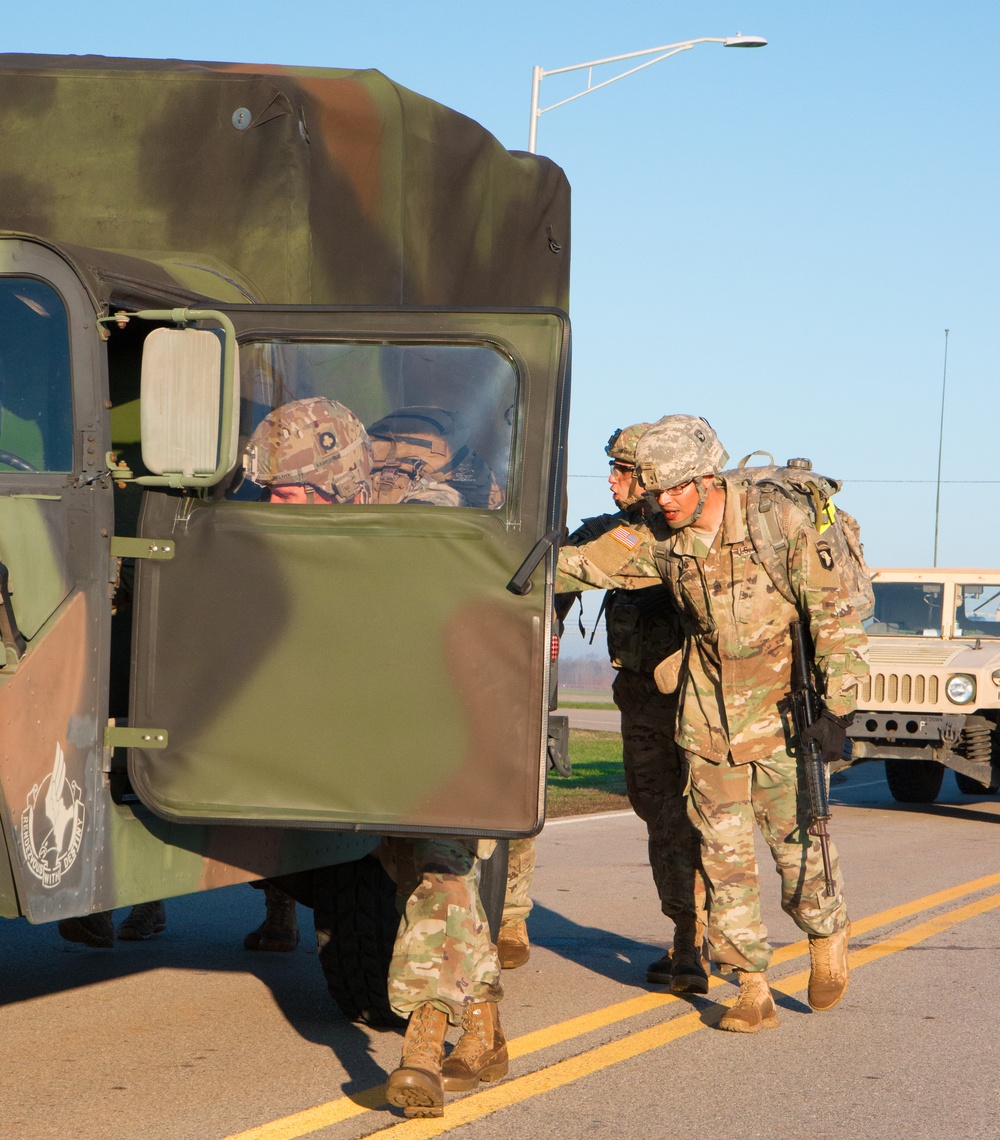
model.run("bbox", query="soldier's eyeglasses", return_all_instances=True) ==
[609,462,635,475]
[658,480,694,499]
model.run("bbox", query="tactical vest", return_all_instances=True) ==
[605,584,682,674]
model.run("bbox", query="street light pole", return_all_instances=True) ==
[527,34,767,154]
[932,327,950,568]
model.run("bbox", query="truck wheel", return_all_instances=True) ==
[312,854,404,1028]
[884,759,944,803]
[954,772,998,796]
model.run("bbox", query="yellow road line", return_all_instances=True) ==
[377,890,1000,1139]
[222,871,1000,1140]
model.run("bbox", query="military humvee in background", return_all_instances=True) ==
[848,568,1000,803]
[0,54,571,1023]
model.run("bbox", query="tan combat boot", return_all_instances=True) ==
[118,900,167,941]
[808,922,851,1011]
[386,1003,450,1118]
[496,920,530,969]
[669,916,709,995]
[718,970,781,1033]
[441,1002,509,1092]
[243,883,300,952]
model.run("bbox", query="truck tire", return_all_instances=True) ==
[954,772,998,796]
[884,759,944,803]
[312,855,404,1028]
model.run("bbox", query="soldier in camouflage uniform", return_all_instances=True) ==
[244,398,505,1117]
[556,424,707,993]
[630,415,869,1033]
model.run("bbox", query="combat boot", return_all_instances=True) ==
[441,1002,509,1092]
[58,910,114,949]
[669,916,709,995]
[386,1003,449,1118]
[118,900,167,941]
[718,970,780,1034]
[646,950,673,984]
[808,922,851,1011]
[243,883,299,952]
[496,920,530,969]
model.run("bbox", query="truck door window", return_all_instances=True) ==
[955,584,1000,638]
[0,278,73,472]
[865,582,943,636]
[236,340,516,508]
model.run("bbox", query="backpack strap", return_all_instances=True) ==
[745,484,798,607]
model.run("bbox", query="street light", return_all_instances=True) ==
[528,34,767,153]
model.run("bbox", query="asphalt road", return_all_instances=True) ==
[2,762,999,1139]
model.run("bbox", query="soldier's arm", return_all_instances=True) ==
[788,524,869,718]
[555,520,661,595]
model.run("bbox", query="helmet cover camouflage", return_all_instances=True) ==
[633,415,729,492]
[243,397,373,501]
[605,422,652,466]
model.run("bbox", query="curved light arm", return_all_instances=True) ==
[528,35,767,153]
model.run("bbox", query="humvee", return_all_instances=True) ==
[0,54,571,1023]
[848,568,1000,803]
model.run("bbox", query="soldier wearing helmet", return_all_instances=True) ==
[244,397,459,507]
[552,423,708,993]
[244,396,500,1116]
[558,414,868,1034]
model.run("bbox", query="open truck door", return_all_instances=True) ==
[123,306,569,837]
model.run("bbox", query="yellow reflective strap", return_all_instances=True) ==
[818,499,836,534]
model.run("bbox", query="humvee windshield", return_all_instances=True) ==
[865,581,943,637]
[236,340,516,508]
[955,583,1000,638]
[0,278,73,472]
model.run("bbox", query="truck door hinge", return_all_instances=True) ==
[104,726,169,749]
[110,537,176,560]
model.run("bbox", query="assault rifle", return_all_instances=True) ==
[789,620,836,897]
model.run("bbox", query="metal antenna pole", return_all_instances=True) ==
[932,328,950,567]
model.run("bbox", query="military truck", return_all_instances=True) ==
[848,568,1000,803]
[0,54,571,1023]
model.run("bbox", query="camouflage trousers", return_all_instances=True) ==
[613,668,705,926]
[684,746,848,973]
[381,837,502,1026]
[502,836,536,928]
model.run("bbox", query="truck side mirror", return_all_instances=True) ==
[135,317,239,488]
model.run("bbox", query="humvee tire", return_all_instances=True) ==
[954,772,998,796]
[313,855,403,1028]
[884,759,944,804]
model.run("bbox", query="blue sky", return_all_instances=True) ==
[6,1,999,568]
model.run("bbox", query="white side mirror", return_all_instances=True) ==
[139,325,239,486]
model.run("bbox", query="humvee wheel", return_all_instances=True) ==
[954,772,998,796]
[0,448,37,472]
[884,759,944,803]
[312,854,404,1028]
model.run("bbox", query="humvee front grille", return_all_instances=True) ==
[860,671,939,706]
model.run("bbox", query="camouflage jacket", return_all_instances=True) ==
[654,477,869,764]
[557,507,681,673]
[371,471,462,507]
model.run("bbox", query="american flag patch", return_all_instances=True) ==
[609,526,640,550]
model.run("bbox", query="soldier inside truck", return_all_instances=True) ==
[864,582,943,637]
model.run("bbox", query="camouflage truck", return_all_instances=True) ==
[848,568,1000,803]
[0,54,571,1023]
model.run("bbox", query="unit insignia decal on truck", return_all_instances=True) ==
[20,743,85,888]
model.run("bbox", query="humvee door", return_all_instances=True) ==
[127,308,569,837]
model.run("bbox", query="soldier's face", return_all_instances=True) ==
[268,484,342,504]
[656,479,700,527]
[608,462,635,503]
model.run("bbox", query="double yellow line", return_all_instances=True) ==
[225,871,1000,1140]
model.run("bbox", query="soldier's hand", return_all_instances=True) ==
[800,710,853,764]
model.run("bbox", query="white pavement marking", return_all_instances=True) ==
[544,810,635,827]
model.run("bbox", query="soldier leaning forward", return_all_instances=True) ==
[633,414,868,1033]
[244,398,506,1115]
[556,423,708,994]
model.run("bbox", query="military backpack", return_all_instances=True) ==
[724,453,875,622]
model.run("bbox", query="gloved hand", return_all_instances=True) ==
[800,710,853,764]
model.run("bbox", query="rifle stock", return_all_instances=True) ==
[790,620,836,897]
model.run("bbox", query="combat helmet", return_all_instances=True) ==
[605,422,651,508]
[243,397,373,502]
[634,414,729,528]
